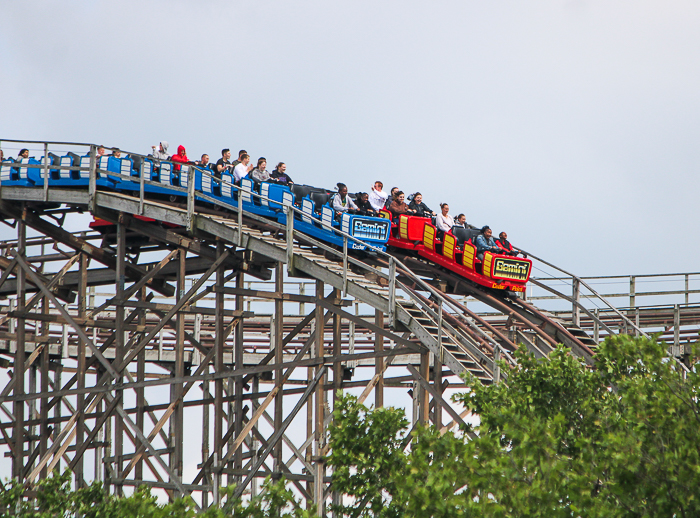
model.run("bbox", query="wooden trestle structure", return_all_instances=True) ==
[0,140,517,513]
[0,139,674,512]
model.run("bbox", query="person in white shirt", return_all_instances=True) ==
[332,183,358,216]
[368,181,388,212]
[233,153,252,183]
[436,203,453,239]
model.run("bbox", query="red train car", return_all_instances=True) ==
[382,212,532,292]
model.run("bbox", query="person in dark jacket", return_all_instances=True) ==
[496,231,527,258]
[215,149,232,179]
[355,192,377,216]
[408,192,435,217]
[384,187,399,209]
[270,162,294,185]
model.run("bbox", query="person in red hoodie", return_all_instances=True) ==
[170,145,189,186]
[171,145,189,170]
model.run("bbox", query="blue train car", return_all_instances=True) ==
[292,194,390,252]
[0,154,119,188]
[1,149,390,255]
[193,169,390,251]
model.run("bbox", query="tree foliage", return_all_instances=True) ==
[328,335,700,517]
[0,471,313,517]
[3,336,698,517]
[327,394,408,518]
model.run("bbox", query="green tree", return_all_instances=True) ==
[0,472,312,517]
[328,335,700,518]
[327,394,408,518]
[216,477,314,518]
[592,335,700,516]
[4,336,699,517]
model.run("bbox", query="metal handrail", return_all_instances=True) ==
[521,254,690,373]
[1,138,116,147]
[396,281,516,369]
[531,271,699,308]
[522,249,648,338]
[534,271,700,281]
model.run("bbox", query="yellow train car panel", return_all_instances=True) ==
[423,224,436,252]
[482,252,494,278]
[399,215,409,240]
[442,233,456,261]
[462,242,476,271]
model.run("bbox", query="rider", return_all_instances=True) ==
[475,226,502,261]
[435,203,452,239]
[496,231,527,258]
[368,181,388,212]
[332,183,358,217]
[388,191,416,221]
[355,192,377,216]
[408,192,435,217]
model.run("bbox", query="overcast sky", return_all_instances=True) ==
[1,0,699,277]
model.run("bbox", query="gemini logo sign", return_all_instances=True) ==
[352,218,389,241]
[493,257,530,281]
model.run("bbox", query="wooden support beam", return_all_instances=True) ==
[374,309,384,408]
[231,366,326,499]
[113,218,125,495]
[191,309,334,486]
[213,240,225,503]
[0,201,175,297]
[406,365,474,439]
[0,255,75,302]
[12,216,25,480]
[314,280,325,516]
[234,270,245,483]
[172,248,186,488]
[273,265,283,475]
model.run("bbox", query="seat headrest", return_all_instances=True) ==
[131,155,143,170]
[290,184,311,204]
[311,192,331,211]
[65,152,80,164]
[451,226,470,245]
